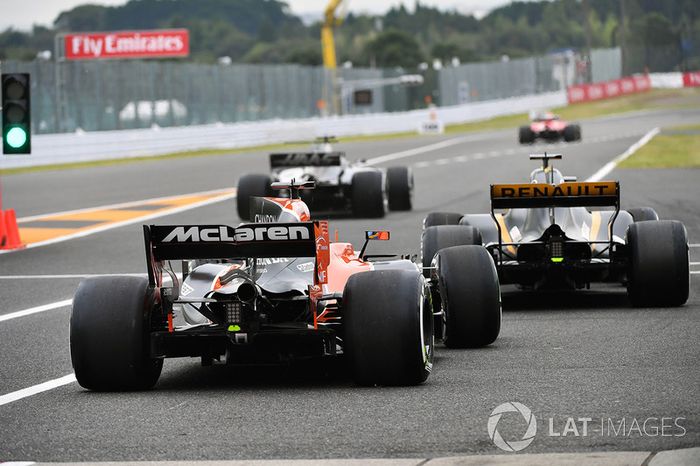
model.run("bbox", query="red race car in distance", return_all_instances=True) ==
[519,112,581,144]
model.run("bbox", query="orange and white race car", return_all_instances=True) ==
[71,181,440,391]
[519,112,581,144]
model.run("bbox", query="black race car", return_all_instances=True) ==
[421,153,690,307]
[236,137,413,220]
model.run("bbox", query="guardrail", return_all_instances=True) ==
[0,91,566,170]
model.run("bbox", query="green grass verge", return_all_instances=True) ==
[619,123,700,169]
[3,88,699,176]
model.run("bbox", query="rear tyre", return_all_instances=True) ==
[351,171,385,218]
[237,174,272,221]
[421,225,482,278]
[519,126,535,144]
[435,245,501,348]
[627,207,659,222]
[344,270,433,386]
[386,166,413,211]
[423,212,463,228]
[563,125,580,142]
[70,276,163,391]
[626,220,689,307]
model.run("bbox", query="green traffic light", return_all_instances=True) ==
[5,126,27,148]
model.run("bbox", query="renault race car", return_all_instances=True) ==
[421,153,690,307]
[70,181,432,391]
[236,137,413,220]
[519,112,582,144]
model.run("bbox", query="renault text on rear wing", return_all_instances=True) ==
[491,181,619,209]
[269,152,342,168]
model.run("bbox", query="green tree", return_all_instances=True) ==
[364,30,424,68]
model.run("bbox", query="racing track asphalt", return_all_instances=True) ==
[0,107,699,462]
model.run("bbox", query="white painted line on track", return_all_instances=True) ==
[690,244,700,248]
[587,127,660,181]
[0,273,146,280]
[0,374,76,407]
[1,189,238,254]
[0,299,72,323]
[366,136,469,165]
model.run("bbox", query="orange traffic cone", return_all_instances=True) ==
[0,210,7,248]
[2,209,24,250]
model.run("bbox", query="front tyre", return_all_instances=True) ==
[423,212,463,228]
[70,276,163,391]
[344,270,433,386]
[386,166,413,211]
[626,220,689,307]
[435,245,501,348]
[421,224,481,278]
[627,207,659,222]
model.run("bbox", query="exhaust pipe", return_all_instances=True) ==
[237,281,258,303]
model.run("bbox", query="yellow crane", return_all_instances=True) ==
[321,0,346,115]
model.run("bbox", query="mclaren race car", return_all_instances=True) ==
[236,137,413,220]
[519,112,582,144]
[422,153,690,307]
[70,181,432,391]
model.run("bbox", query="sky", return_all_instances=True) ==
[1,0,516,31]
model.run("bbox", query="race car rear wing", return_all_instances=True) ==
[269,152,343,169]
[143,221,328,287]
[489,181,621,264]
[490,181,619,209]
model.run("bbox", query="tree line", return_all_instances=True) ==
[1,0,698,72]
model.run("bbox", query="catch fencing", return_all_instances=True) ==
[0,47,622,135]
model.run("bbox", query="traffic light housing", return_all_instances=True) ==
[2,73,31,154]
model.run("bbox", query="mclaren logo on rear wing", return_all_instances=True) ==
[146,222,316,261]
[269,152,342,168]
[490,181,619,209]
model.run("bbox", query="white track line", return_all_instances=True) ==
[691,244,700,248]
[587,127,660,181]
[366,136,469,165]
[0,273,147,280]
[0,299,72,323]
[1,189,237,254]
[0,373,76,407]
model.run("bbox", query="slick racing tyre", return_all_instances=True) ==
[434,245,501,348]
[237,174,272,221]
[626,220,689,307]
[519,126,535,144]
[344,269,433,386]
[423,212,463,228]
[71,276,162,391]
[563,124,581,142]
[386,166,413,211]
[351,171,385,218]
[627,207,659,222]
[421,225,481,278]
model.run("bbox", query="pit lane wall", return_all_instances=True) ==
[0,90,567,170]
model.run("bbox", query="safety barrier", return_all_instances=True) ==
[0,91,566,170]
[567,75,651,104]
